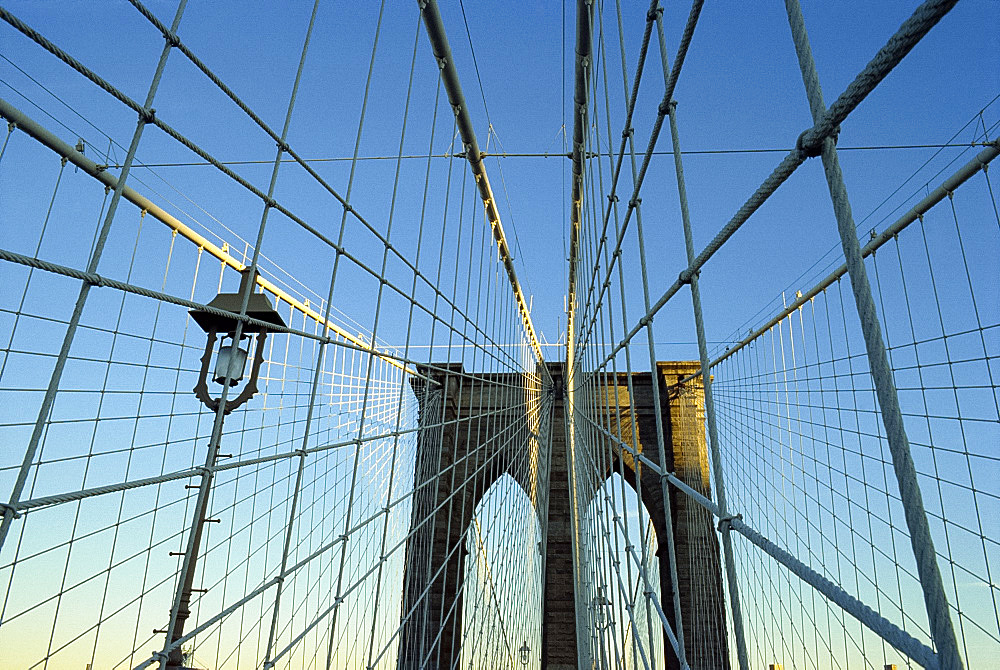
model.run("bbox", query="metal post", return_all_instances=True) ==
[783,1,963,668]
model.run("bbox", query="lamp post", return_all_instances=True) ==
[518,641,530,667]
[592,591,613,631]
[592,590,614,670]
[162,269,285,669]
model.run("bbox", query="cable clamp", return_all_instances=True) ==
[796,124,839,159]
[658,99,675,116]
[628,196,641,208]
[647,6,664,21]
[607,194,618,203]
[165,31,181,48]
[622,126,634,139]
[0,502,23,520]
[717,513,742,532]
[435,56,447,71]
[678,267,699,284]
[451,103,462,117]
[139,107,156,125]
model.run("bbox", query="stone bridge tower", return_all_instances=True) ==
[396,362,728,670]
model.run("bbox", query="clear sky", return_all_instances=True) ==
[2,0,996,354]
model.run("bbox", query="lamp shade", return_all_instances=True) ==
[190,292,286,334]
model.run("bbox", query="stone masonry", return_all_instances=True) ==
[397,362,727,670]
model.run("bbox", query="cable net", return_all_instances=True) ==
[563,1,998,669]
[1,1,998,670]
[0,2,547,669]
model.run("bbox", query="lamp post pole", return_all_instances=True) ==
[160,269,285,669]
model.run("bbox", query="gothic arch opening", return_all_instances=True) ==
[580,471,668,670]
[460,473,544,670]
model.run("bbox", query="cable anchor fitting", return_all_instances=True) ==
[796,124,840,159]
[678,267,699,284]
[717,512,743,532]
[0,502,23,520]
[658,99,676,116]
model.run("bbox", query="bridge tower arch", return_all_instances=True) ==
[397,362,728,670]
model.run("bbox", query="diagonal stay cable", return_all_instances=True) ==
[588,0,960,375]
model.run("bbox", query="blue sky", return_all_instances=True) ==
[2,0,996,355]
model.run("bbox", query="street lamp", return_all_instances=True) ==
[163,269,286,670]
[592,591,613,631]
[189,269,285,415]
[518,641,530,666]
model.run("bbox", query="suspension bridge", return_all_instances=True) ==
[0,0,997,668]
